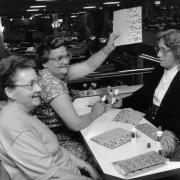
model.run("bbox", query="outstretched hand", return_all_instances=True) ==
[103,33,120,55]
[100,87,123,109]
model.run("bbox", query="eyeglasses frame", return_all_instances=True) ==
[155,46,173,56]
[14,80,40,91]
[48,51,72,64]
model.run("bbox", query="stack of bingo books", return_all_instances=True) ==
[112,151,167,176]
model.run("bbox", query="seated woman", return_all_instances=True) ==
[0,55,101,180]
[112,29,180,158]
[33,33,118,160]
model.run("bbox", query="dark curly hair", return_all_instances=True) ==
[0,55,36,100]
[36,34,66,70]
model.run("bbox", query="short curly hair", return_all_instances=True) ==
[36,34,66,69]
[156,29,180,61]
[0,55,36,99]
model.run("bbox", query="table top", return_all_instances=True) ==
[73,96,180,180]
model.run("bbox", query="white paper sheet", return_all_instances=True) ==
[113,6,142,46]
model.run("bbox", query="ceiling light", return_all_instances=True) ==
[83,6,96,9]
[103,1,120,5]
[35,0,57,1]
[89,35,96,40]
[154,1,161,6]
[34,14,43,16]
[51,22,61,29]
[71,13,78,15]
[58,19,63,23]
[78,11,87,14]
[27,9,39,12]
[30,16,33,20]
[41,15,50,18]
[154,1,161,5]
[30,5,47,8]
[99,38,107,43]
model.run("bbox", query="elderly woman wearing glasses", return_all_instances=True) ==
[33,33,119,161]
[0,55,101,180]
[113,29,180,159]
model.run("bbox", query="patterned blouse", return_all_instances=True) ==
[34,68,69,130]
[33,68,93,161]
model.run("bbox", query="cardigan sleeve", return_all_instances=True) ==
[122,66,162,113]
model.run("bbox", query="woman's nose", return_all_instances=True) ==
[157,51,162,58]
[35,83,42,92]
[62,58,69,64]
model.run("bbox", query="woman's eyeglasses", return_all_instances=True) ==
[48,52,72,64]
[154,46,173,56]
[14,80,40,91]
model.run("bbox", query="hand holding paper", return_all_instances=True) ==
[102,32,120,55]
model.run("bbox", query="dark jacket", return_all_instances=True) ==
[122,65,180,137]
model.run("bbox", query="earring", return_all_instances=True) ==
[11,96,16,101]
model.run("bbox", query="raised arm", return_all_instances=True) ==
[67,33,119,81]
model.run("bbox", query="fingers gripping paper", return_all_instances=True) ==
[113,6,142,46]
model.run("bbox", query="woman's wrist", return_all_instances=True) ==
[89,111,98,120]
[102,45,114,56]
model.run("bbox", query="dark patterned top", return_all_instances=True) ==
[34,68,69,130]
[33,69,92,160]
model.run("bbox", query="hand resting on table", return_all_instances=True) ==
[161,130,178,158]
[90,101,106,119]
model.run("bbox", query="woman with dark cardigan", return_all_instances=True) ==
[113,29,180,161]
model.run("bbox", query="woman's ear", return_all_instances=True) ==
[4,87,16,100]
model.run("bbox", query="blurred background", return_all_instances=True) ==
[0,0,180,97]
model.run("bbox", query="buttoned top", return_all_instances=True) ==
[153,65,178,106]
